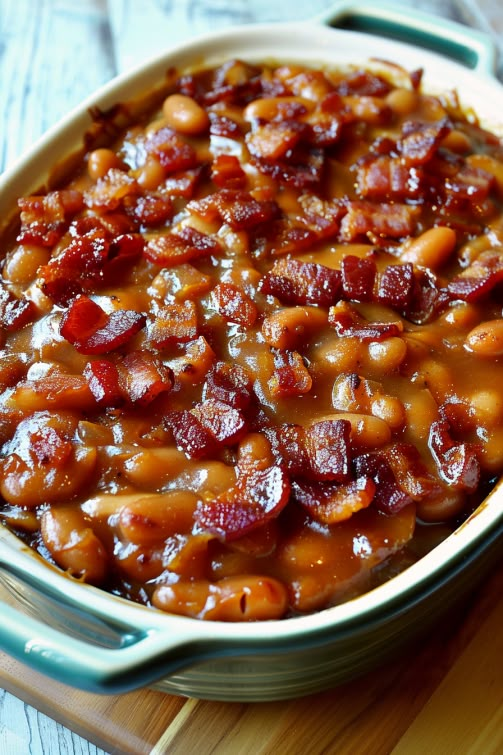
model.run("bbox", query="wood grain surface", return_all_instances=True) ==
[1,1,502,753]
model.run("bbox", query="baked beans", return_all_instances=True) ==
[0,57,502,620]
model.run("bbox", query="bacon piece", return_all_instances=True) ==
[125,194,174,227]
[265,424,311,477]
[0,284,36,332]
[216,190,281,231]
[387,443,440,501]
[163,167,205,198]
[165,409,218,459]
[144,227,223,266]
[260,258,342,306]
[203,361,253,409]
[212,282,258,327]
[84,359,123,407]
[84,169,141,210]
[354,452,413,514]
[118,350,174,406]
[59,295,146,355]
[17,190,84,246]
[191,399,247,447]
[211,155,246,189]
[306,419,352,482]
[208,112,243,139]
[447,250,503,302]
[251,144,325,189]
[39,231,144,305]
[398,118,451,165]
[429,419,480,492]
[246,120,306,160]
[147,300,198,347]
[145,126,198,173]
[355,156,426,202]
[329,301,403,341]
[340,201,419,241]
[292,476,375,525]
[377,263,414,311]
[341,254,377,302]
[252,221,317,259]
[268,350,312,397]
[298,194,345,240]
[444,165,494,203]
[194,464,290,540]
[407,267,450,324]
[335,70,392,97]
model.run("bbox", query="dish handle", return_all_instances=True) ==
[0,597,208,694]
[314,0,497,76]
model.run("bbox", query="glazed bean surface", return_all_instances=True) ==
[1,58,503,620]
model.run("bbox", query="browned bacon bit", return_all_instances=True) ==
[444,165,494,203]
[212,282,258,327]
[165,409,218,459]
[341,254,376,301]
[377,263,414,312]
[192,398,247,446]
[60,295,146,355]
[17,190,84,247]
[203,361,253,409]
[84,169,141,211]
[292,476,376,525]
[298,194,345,239]
[252,221,317,259]
[340,201,419,242]
[398,118,451,165]
[208,112,243,139]
[145,126,199,173]
[147,300,198,347]
[259,258,342,306]
[265,423,311,477]
[216,190,281,231]
[428,419,480,492]
[31,425,73,467]
[144,227,222,267]
[354,452,413,514]
[306,419,352,482]
[447,250,503,302]
[268,350,312,397]
[246,121,306,161]
[194,464,290,540]
[251,144,325,189]
[334,69,392,97]
[39,232,144,305]
[407,267,450,325]
[211,155,246,189]
[0,285,36,332]
[328,301,403,341]
[164,167,206,199]
[355,156,426,202]
[119,350,174,406]
[84,359,123,408]
[125,194,174,227]
[387,443,440,501]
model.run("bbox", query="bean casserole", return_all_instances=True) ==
[0,58,502,622]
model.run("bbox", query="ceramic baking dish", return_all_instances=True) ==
[0,1,502,702]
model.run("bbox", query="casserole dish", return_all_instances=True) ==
[0,1,503,701]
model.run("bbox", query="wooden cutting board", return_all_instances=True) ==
[1,559,503,755]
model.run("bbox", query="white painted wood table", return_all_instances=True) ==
[0,1,502,753]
